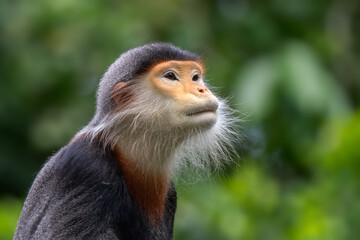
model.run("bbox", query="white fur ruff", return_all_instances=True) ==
[80,81,239,176]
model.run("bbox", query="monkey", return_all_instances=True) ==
[14,43,237,240]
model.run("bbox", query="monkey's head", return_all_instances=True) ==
[86,43,237,173]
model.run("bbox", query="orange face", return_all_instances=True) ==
[145,60,219,128]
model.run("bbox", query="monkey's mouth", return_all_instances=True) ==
[187,109,216,116]
[185,103,218,117]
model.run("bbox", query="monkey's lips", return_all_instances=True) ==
[185,103,218,118]
[184,106,217,128]
[186,109,216,116]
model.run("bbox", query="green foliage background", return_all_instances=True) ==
[1,0,360,239]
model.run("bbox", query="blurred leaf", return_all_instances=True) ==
[235,57,279,120]
[280,42,350,117]
[236,42,350,121]
[0,198,22,240]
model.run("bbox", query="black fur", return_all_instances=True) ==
[14,137,177,239]
[128,43,200,76]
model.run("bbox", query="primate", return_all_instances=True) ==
[14,43,236,239]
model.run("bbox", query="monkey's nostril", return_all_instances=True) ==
[197,87,205,93]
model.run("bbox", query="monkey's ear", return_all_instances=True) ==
[113,81,127,91]
[111,82,133,107]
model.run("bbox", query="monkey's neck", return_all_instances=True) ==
[113,146,170,224]
[114,130,184,173]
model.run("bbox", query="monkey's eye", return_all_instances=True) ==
[192,74,199,81]
[164,72,178,80]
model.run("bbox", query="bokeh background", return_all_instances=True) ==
[1,0,360,239]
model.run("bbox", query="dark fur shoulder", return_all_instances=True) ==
[14,137,177,240]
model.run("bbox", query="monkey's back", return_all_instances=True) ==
[14,137,177,240]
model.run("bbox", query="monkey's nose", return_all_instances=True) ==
[197,86,208,94]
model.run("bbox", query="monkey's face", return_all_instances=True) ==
[145,61,219,130]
